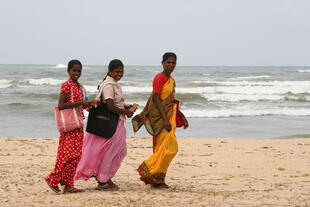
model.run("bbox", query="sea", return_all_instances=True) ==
[1,64,310,139]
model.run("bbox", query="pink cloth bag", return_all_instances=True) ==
[54,87,83,132]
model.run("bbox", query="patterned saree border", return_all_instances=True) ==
[137,162,166,186]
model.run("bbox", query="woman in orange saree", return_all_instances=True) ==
[132,52,188,188]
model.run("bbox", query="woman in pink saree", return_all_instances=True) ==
[74,59,137,191]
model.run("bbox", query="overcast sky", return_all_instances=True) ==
[0,0,309,66]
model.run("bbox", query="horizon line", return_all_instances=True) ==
[0,63,309,67]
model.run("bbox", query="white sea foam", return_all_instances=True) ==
[177,84,310,95]
[84,82,152,94]
[86,81,310,103]
[0,79,12,88]
[284,93,310,102]
[208,80,310,87]
[3,64,310,138]
[121,81,151,87]
[229,75,271,80]
[203,94,283,102]
[53,64,67,68]
[26,78,65,86]
[182,108,310,118]
[202,93,310,102]
[123,82,310,95]
[123,86,152,93]
[85,85,152,94]
[298,69,310,73]
[83,85,98,93]
[1,79,65,87]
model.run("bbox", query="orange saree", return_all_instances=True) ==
[132,77,178,185]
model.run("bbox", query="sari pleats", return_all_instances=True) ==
[136,77,178,185]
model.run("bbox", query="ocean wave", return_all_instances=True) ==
[175,93,207,102]
[208,80,310,87]
[121,81,151,87]
[83,84,153,94]
[175,81,310,95]
[85,83,310,103]
[26,78,64,85]
[284,93,310,102]
[122,84,310,95]
[22,93,59,100]
[167,80,310,89]
[298,69,310,73]
[83,85,99,93]
[202,93,310,102]
[182,108,310,118]
[4,78,310,104]
[66,80,310,96]
[203,94,282,102]
[229,75,271,80]
[123,92,310,103]
[122,86,152,93]
[0,78,65,86]
[7,102,37,109]
[0,84,11,89]
[177,85,310,95]
[0,79,12,88]
[52,64,67,68]
[178,81,215,87]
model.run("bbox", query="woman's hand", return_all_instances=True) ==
[81,101,91,108]
[164,120,172,132]
[81,100,99,108]
[91,99,101,106]
[129,103,138,112]
[125,110,134,118]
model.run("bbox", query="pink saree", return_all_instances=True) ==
[74,120,127,183]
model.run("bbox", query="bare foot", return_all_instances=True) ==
[44,177,61,194]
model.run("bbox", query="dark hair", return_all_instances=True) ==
[67,59,82,71]
[162,52,177,63]
[98,59,124,89]
[108,59,124,74]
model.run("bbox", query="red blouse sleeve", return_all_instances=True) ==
[153,73,168,94]
[60,81,70,97]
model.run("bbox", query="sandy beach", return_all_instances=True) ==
[0,137,309,207]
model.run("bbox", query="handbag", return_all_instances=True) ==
[54,87,83,132]
[86,103,119,138]
[173,99,186,128]
[86,82,119,138]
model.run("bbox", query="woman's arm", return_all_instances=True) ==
[125,103,138,111]
[124,104,132,110]
[58,93,94,110]
[153,93,171,132]
[105,99,133,118]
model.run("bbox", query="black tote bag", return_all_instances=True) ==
[86,103,119,138]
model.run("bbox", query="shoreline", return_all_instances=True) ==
[0,137,309,207]
[1,136,310,140]
[3,116,310,139]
